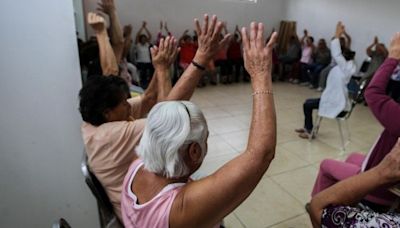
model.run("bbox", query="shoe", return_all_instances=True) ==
[309,84,315,89]
[292,79,299,84]
[298,132,313,139]
[299,82,310,86]
[295,128,306,133]
[316,87,323,92]
[288,78,294,83]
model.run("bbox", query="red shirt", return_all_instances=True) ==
[227,41,242,60]
[179,43,197,64]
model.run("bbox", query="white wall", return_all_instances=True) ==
[0,0,97,227]
[73,0,87,41]
[84,0,286,39]
[284,0,400,66]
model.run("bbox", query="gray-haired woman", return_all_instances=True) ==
[121,19,278,228]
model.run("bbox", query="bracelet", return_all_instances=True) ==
[252,90,273,96]
[191,60,206,71]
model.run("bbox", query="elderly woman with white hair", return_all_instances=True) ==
[121,19,278,228]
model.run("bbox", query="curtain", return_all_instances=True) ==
[277,21,297,55]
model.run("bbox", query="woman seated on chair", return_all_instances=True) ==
[310,32,400,210]
[120,22,278,228]
[309,140,400,228]
[79,12,230,220]
[295,22,356,139]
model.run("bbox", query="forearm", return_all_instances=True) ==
[144,27,152,42]
[366,44,374,57]
[96,31,119,76]
[156,68,172,101]
[166,53,207,100]
[139,72,158,117]
[109,11,124,62]
[310,168,387,226]
[246,74,276,165]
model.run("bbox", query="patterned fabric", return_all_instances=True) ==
[391,64,400,81]
[322,205,400,227]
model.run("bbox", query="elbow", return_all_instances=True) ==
[309,200,322,227]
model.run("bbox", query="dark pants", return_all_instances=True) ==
[136,62,154,89]
[303,98,320,132]
[300,63,326,86]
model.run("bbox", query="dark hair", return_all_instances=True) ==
[139,34,148,42]
[182,35,192,42]
[79,75,130,126]
[308,36,314,43]
[343,49,356,61]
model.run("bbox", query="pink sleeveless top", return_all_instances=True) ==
[121,159,185,228]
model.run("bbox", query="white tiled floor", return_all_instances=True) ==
[191,81,382,228]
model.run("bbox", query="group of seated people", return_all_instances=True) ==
[277,24,390,93]
[79,3,250,91]
[78,0,400,227]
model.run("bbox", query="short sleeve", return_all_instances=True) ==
[128,96,144,119]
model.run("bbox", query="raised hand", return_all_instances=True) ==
[376,139,400,183]
[193,14,232,65]
[335,21,345,38]
[151,36,180,71]
[374,36,379,45]
[304,29,308,36]
[123,24,132,37]
[142,21,147,28]
[389,32,400,60]
[241,22,278,82]
[97,0,115,15]
[87,12,106,33]
[160,21,163,30]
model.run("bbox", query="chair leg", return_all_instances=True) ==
[345,119,351,142]
[337,119,346,151]
[309,116,322,140]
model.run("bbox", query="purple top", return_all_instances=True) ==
[363,58,400,203]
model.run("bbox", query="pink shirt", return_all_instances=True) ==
[121,159,185,228]
[300,46,313,64]
[81,96,146,219]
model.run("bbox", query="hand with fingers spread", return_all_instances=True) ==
[241,22,278,84]
[88,12,107,34]
[193,14,232,65]
[97,0,116,15]
[389,32,400,60]
[151,36,180,71]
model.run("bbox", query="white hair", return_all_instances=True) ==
[136,101,208,178]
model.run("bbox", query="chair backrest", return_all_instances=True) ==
[345,79,368,119]
[52,218,71,228]
[80,152,116,225]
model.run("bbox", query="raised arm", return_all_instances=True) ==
[143,21,152,43]
[135,23,145,44]
[178,29,189,44]
[365,32,400,136]
[309,139,400,227]
[300,29,308,46]
[366,36,378,57]
[170,23,277,228]
[97,0,124,63]
[166,15,231,101]
[87,12,119,76]
[122,25,133,60]
[343,30,352,49]
[164,22,171,36]
[235,25,242,42]
[151,37,180,101]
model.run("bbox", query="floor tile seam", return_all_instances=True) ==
[264,213,309,228]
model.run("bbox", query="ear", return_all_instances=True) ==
[103,109,111,122]
[188,142,202,164]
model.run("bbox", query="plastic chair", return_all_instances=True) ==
[81,152,123,228]
[309,80,366,151]
[52,218,71,228]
